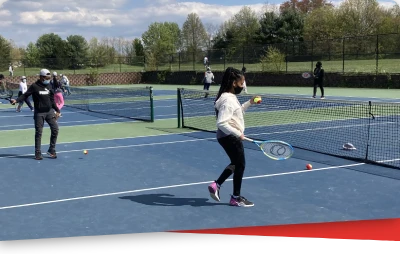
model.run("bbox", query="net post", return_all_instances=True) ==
[150,86,154,122]
[177,88,181,128]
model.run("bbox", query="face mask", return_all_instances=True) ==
[234,86,243,94]
[43,80,50,85]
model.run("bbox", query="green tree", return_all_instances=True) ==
[337,0,383,36]
[0,36,11,70]
[88,37,110,67]
[65,35,89,69]
[256,11,283,44]
[276,9,305,43]
[230,6,260,47]
[181,13,208,54]
[133,38,144,57]
[141,22,181,69]
[23,42,41,68]
[36,33,66,69]
[303,6,341,40]
[280,0,333,14]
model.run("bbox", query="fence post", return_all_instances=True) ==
[242,46,245,69]
[150,86,154,122]
[342,37,345,74]
[192,50,195,71]
[285,42,288,73]
[223,49,226,70]
[376,34,379,75]
[177,88,181,128]
[311,40,314,71]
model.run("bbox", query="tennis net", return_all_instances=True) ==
[177,88,400,169]
[64,86,154,122]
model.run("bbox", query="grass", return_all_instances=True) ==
[2,58,400,77]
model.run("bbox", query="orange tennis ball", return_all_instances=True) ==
[306,164,312,170]
[83,150,88,155]
[253,97,262,104]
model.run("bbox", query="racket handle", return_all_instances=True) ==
[243,137,253,142]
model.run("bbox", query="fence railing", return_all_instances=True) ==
[3,33,400,77]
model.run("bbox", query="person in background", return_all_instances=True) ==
[16,76,34,112]
[312,61,325,99]
[0,74,6,93]
[51,72,64,117]
[202,67,214,98]
[203,56,209,69]
[60,74,71,96]
[203,67,214,91]
[10,69,61,160]
[9,64,13,77]
[242,66,248,94]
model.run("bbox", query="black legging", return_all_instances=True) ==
[313,81,324,97]
[18,91,33,110]
[215,134,246,197]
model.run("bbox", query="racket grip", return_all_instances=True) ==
[243,137,253,142]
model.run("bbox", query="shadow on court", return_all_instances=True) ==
[119,194,228,207]
[0,154,35,159]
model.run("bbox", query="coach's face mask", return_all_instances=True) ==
[42,79,50,85]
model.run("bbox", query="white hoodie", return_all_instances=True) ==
[214,92,251,138]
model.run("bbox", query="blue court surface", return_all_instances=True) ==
[0,89,399,241]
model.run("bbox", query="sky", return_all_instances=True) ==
[0,0,398,47]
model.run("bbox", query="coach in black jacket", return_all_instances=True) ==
[11,69,61,160]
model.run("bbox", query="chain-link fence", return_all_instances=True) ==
[4,33,400,77]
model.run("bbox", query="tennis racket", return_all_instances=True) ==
[302,72,313,79]
[0,89,13,102]
[244,137,294,160]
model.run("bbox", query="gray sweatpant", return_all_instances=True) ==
[34,111,59,153]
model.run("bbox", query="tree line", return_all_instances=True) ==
[1,0,400,71]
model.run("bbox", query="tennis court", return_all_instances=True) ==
[0,84,399,241]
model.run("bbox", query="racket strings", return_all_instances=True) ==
[260,142,293,158]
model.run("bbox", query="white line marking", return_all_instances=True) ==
[0,163,366,210]
[0,116,177,132]
[0,137,215,159]
[0,131,203,150]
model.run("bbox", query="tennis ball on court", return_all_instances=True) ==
[306,164,312,170]
[253,97,262,104]
[83,150,88,155]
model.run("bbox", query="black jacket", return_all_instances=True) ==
[314,67,324,84]
[16,80,60,114]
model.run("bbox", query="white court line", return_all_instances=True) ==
[0,118,128,128]
[0,101,178,118]
[0,116,177,132]
[0,137,215,159]
[0,163,366,211]
[0,131,202,150]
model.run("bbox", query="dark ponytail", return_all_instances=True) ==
[214,67,243,117]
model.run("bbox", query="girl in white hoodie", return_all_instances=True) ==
[208,67,260,207]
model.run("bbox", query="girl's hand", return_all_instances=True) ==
[250,96,262,105]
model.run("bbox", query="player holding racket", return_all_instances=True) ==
[313,61,325,99]
[208,67,260,207]
[10,69,61,160]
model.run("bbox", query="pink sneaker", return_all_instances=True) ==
[208,182,220,202]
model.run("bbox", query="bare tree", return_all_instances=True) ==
[204,23,218,50]
[181,13,208,53]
